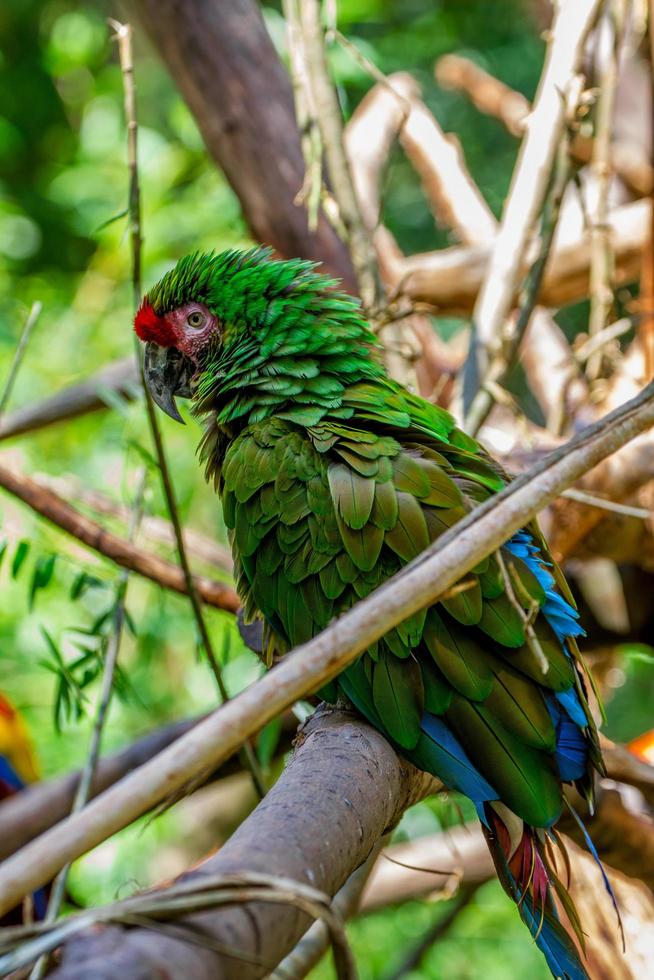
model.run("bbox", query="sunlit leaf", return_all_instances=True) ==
[11,540,30,579]
[29,553,57,608]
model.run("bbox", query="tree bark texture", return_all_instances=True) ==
[130,0,356,291]
[48,709,436,980]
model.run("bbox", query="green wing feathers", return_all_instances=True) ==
[220,398,597,830]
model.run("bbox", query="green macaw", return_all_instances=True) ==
[136,247,609,979]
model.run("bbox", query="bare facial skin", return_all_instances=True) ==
[159,302,219,363]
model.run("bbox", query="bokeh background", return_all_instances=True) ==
[1,2,650,977]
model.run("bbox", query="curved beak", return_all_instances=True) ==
[143,342,194,424]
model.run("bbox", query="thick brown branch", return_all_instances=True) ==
[46,709,436,980]
[0,461,239,612]
[131,0,355,289]
[390,198,648,313]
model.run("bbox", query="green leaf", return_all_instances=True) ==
[0,539,7,571]
[29,553,56,609]
[11,539,30,579]
[124,607,137,637]
[70,571,106,600]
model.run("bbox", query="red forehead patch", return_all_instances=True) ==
[134,301,175,346]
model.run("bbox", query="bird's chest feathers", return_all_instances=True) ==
[219,419,328,644]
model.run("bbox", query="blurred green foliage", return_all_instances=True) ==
[0,2,648,978]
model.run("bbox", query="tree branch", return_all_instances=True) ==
[462,0,600,405]
[34,474,233,573]
[0,460,239,612]
[435,51,654,197]
[13,709,437,980]
[390,197,648,313]
[0,713,299,863]
[131,0,355,289]
[0,357,138,443]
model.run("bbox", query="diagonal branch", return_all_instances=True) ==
[1,379,654,917]
[6,709,437,980]
[0,460,239,612]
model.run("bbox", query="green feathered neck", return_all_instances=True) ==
[157,247,387,430]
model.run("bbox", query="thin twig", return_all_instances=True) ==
[560,486,652,519]
[282,0,323,229]
[292,0,381,314]
[587,0,630,381]
[1,873,357,980]
[574,316,632,364]
[0,301,42,421]
[29,471,147,980]
[496,549,548,674]
[110,19,265,798]
[2,378,654,917]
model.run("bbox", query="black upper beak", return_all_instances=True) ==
[143,342,194,424]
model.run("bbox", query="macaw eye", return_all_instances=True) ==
[187,310,205,328]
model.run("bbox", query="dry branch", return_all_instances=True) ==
[1,381,654,917]
[0,357,138,443]
[292,0,380,312]
[360,824,493,912]
[542,426,654,561]
[35,475,233,572]
[0,461,239,612]
[522,310,589,431]
[0,718,197,863]
[274,837,387,979]
[391,197,648,313]
[586,0,628,380]
[463,0,600,403]
[343,70,585,422]
[39,709,436,980]
[0,713,299,863]
[435,54,531,137]
[398,101,497,246]
[435,52,654,197]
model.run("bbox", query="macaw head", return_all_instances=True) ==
[134,247,380,426]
